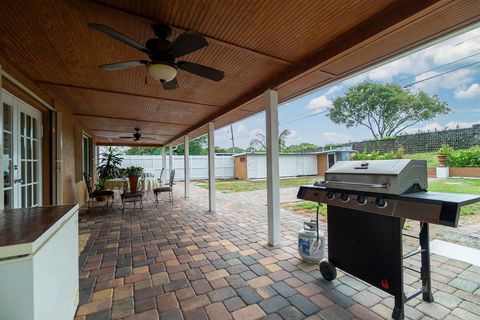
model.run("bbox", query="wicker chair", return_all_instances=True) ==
[154,170,175,206]
[83,173,114,212]
[120,175,145,214]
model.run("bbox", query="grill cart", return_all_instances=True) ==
[297,159,480,320]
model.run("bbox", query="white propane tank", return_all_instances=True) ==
[298,220,325,263]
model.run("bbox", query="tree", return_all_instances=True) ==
[328,82,450,139]
[248,129,291,151]
[124,147,161,155]
[176,135,208,155]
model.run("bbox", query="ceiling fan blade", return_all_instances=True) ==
[162,77,178,90]
[140,137,156,140]
[170,30,208,58]
[89,23,151,54]
[177,61,224,81]
[100,60,149,70]
[119,136,134,139]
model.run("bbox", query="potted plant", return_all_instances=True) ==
[124,166,144,192]
[97,147,123,180]
[437,144,453,167]
[94,177,108,201]
[94,147,123,200]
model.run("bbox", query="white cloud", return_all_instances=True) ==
[367,56,424,82]
[284,129,303,146]
[325,85,342,96]
[412,68,476,92]
[454,83,480,99]
[321,132,351,144]
[307,95,332,113]
[403,121,478,134]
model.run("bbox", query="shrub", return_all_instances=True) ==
[437,144,453,155]
[446,146,480,167]
[352,148,404,161]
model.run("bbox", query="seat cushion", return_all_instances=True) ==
[92,190,114,197]
[154,187,171,193]
[121,191,143,198]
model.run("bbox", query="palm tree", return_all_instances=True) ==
[248,129,291,151]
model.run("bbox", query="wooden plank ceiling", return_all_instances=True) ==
[0,0,479,146]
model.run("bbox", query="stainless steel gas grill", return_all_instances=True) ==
[297,159,480,320]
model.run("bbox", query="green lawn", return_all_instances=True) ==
[196,175,323,193]
[404,152,438,167]
[285,178,480,216]
[429,178,480,215]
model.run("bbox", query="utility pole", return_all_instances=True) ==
[230,124,236,153]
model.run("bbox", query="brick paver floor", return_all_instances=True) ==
[76,183,480,320]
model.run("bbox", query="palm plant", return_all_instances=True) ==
[248,129,291,151]
[97,147,123,179]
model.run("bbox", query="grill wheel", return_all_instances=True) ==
[320,261,337,281]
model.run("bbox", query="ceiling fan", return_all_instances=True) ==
[88,22,224,90]
[119,128,155,141]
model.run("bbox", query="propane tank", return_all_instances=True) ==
[298,220,325,263]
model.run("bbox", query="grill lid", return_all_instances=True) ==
[324,159,428,195]
[326,159,415,175]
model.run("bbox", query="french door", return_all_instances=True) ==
[2,89,42,209]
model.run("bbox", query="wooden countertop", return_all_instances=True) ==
[0,205,79,259]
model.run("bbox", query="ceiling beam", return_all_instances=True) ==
[164,0,443,144]
[83,0,292,66]
[74,114,189,127]
[91,128,175,136]
[36,80,223,108]
[96,141,165,147]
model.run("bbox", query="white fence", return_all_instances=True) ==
[246,154,318,179]
[120,155,234,181]
[119,154,319,181]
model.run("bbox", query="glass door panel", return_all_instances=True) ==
[18,108,41,208]
[3,102,13,209]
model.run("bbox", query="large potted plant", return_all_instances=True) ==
[437,144,452,167]
[95,147,123,200]
[97,147,123,180]
[124,166,144,192]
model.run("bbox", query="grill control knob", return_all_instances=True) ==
[326,192,335,200]
[340,193,349,202]
[356,195,368,205]
[375,197,387,208]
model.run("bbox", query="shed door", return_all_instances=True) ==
[328,153,336,168]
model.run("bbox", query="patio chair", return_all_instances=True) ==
[154,170,175,206]
[157,168,165,185]
[120,175,145,214]
[83,173,114,212]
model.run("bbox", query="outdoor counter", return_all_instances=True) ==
[0,204,79,320]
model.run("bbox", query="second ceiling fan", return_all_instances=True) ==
[89,22,224,90]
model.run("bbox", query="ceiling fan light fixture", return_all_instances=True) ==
[148,63,177,82]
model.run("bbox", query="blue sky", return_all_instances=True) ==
[214,25,480,149]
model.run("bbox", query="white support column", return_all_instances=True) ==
[265,89,280,246]
[184,135,190,198]
[208,122,216,212]
[162,147,167,181]
[169,144,173,173]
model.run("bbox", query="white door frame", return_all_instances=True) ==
[1,89,42,208]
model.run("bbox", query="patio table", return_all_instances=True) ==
[106,177,159,191]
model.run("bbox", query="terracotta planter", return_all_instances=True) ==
[437,154,447,167]
[128,175,140,192]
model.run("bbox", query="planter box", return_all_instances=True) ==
[436,167,449,179]
[428,167,480,178]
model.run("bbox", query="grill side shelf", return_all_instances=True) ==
[398,192,480,227]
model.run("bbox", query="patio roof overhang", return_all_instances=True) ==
[0,0,479,147]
